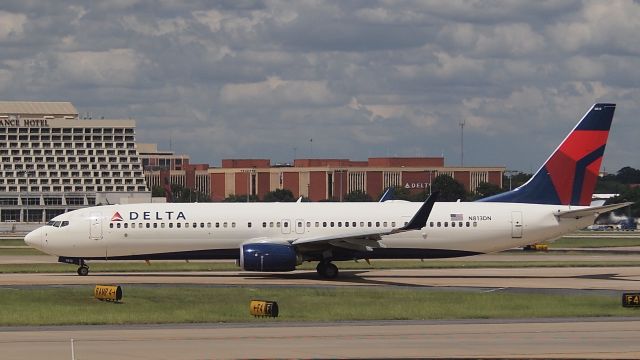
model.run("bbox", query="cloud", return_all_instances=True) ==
[0,1,638,173]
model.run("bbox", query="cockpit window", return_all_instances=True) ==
[53,221,62,227]
[46,220,55,226]
[61,221,69,227]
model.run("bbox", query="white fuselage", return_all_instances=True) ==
[25,200,595,260]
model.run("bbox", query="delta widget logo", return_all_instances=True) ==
[111,212,123,221]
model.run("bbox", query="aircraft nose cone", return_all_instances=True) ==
[24,228,41,250]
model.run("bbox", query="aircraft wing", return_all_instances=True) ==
[555,202,633,219]
[291,192,438,247]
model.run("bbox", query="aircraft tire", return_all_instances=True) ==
[316,261,339,279]
[77,266,89,276]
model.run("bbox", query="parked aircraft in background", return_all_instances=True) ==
[25,103,629,278]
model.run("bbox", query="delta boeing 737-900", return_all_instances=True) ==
[24,103,630,278]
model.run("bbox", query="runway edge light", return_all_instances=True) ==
[249,300,278,317]
[94,285,123,302]
[622,293,640,307]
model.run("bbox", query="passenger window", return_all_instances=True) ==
[368,222,372,227]
[451,222,456,227]
[207,222,211,228]
[146,223,150,228]
[262,222,267,228]
[283,222,288,228]
[391,222,396,227]
[375,221,380,227]
[131,223,136,229]
[344,222,349,227]
[185,223,190,228]
[360,222,364,227]
[430,222,434,227]
[177,223,181,228]
[124,223,128,229]
[200,223,205,228]
[473,222,478,227]
[223,222,227,228]
[437,222,441,227]
[459,222,463,227]
[109,223,114,228]
[276,222,281,228]
[315,222,320,227]
[383,222,387,227]
[232,222,236,228]
[117,223,121,228]
[160,223,165,228]
[338,222,342,227]
[444,222,448,227]
[216,222,220,228]
[330,222,334,227]
[169,223,173,228]
[306,222,311,227]
[352,222,357,227]
[193,222,197,228]
[404,222,408,226]
[323,222,327,227]
[248,222,252,228]
[270,222,274,228]
[466,222,470,227]
[153,223,158,228]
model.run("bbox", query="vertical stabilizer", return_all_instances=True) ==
[479,103,616,206]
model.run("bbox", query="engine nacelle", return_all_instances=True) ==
[240,243,300,272]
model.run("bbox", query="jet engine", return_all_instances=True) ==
[240,243,301,272]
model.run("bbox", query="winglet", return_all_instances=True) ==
[379,187,395,202]
[400,191,439,231]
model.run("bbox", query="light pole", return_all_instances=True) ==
[504,170,518,190]
[241,168,256,202]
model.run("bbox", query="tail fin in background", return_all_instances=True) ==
[479,103,616,206]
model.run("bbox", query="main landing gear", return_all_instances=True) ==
[316,261,339,279]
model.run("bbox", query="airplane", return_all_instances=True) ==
[24,103,630,279]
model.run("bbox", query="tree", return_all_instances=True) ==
[263,189,296,202]
[616,167,640,184]
[472,182,503,200]
[153,184,210,202]
[223,194,259,202]
[431,174,467,202]
[343,190,373,202]
[502,172,532,191]
[609,187,640,218]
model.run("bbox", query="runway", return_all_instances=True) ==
[3,254,640,359]
[1,266,640,293]
[3,319,640,359]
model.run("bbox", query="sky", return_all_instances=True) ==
[0,0,638,173]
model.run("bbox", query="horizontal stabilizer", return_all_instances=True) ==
[555,202,633,219]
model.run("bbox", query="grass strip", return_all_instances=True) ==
[1,260,640,274]
[0,286,637,326]
[549,237,640,248]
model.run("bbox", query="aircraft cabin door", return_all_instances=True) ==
[281,219,291,234]
[90,213,103,240]
[511,211,523,238]
[295,219,305,234]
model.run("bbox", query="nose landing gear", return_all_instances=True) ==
[58,257,90,276]
[77,264,89,276]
